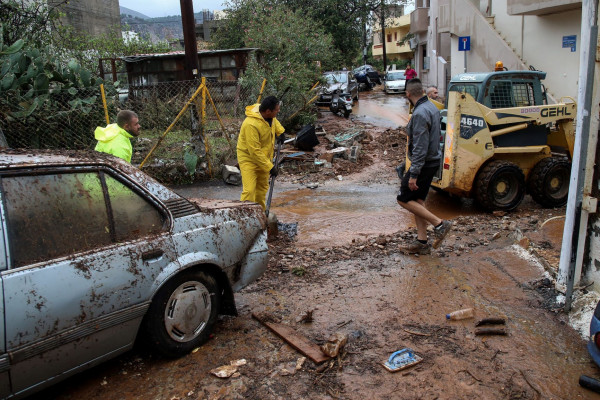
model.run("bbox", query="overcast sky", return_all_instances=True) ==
[119,0,226,18]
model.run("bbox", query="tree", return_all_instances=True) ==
[0,0,67,47]
[223,3,340,126]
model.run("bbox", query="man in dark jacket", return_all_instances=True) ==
[397,79,452,254]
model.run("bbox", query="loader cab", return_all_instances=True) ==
[445,71,547,109]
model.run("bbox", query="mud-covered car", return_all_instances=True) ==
[0,150,268,399]
[316,70,359,105]
[353,64,382,88]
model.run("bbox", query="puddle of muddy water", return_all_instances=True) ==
[173,180,484,249]
[353,92,410,128]
[271,184,480,248]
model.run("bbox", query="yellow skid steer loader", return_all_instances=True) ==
[413,70,577,211]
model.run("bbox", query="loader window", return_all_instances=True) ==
[448,84,478,99]
[512,83,535,107]
[489,81,514,108]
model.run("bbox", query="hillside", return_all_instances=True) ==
[120,7,213,43]
[119,6,150,20]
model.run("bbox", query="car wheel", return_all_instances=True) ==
[144,270,221,358]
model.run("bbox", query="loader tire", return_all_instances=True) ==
[528,156,570,208]
[475,160,525,212]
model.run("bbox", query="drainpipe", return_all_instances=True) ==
[558,0,599,310]
[381,1,388,73]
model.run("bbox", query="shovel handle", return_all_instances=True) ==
[265,142,282,217]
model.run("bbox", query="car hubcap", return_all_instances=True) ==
[164,281,211,342]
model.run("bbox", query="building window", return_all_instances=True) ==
[387,34,392,42]
[394,32,397,40]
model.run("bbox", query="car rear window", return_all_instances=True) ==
[105,174,165,241]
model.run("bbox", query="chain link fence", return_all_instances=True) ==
[0,76,308,182]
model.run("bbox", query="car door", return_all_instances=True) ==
[0,214,10,399]
[0,167,177,396]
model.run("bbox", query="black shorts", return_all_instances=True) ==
[396,165,438,203]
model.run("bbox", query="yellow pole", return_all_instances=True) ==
[139,82,205,169]
[201,77,206,130]
[100,84,110,125]
[201,78,213,177]
[257,78,267,103]
[309,81,320,91]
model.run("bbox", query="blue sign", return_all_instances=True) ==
[458,36,471,52]
[562,35,576,52]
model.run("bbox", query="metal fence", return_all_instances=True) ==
[0,76,291,178]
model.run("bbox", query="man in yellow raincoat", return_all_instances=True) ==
[94,110,141,163]
[237,96,285,210]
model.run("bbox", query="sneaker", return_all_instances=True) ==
[432,220,453,249]
[400,240,431,255]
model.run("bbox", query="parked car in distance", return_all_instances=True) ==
[316,70,359,105]
[588,299,600,367]
[384,70,407,94]
[0,150,268,399]
[353,64,382,89]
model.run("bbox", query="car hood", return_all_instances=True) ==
[322,82,348,93]
[386,80,406,88]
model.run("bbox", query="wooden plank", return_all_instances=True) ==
[252,313,330,364]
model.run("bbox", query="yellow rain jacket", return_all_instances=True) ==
[237,103,285,210]
[94,123,133,163]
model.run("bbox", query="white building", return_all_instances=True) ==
[410,0,582,101]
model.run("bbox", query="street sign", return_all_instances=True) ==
[459,36,471,52]
[562,35,576,52]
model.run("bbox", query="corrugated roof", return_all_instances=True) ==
[120,48,260,63]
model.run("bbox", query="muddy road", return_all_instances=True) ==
[35,87,600,400]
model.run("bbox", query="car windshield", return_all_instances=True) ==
[325,73,348,84]
[387,71,406,81]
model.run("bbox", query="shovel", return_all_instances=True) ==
[265,140,282,218]
[265,86,291,217]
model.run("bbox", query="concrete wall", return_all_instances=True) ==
[492,0,581,100]
[51,0,121,36]
[507,0,581,15]
[426,0,580,101]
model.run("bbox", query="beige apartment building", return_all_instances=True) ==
[410,0,582,101]
[372,14,414,65]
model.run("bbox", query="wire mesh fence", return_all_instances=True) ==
[0,76,294,180]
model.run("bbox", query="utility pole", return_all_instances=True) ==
[381,0,387,73]
[180,0,199,80]
[180,0,204,163]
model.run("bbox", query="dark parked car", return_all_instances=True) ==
[588,299,600,367]
[316,70,359,105]
[0,150,268,398]
[353,64,382,88]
